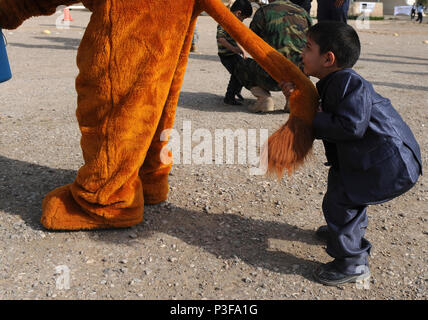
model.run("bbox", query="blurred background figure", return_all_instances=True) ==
[190,26,199,52]
[411,2,416,20]
[415,3,425,23]
[317,0,350,23]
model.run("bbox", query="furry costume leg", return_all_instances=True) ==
[140,13,200,205]
[41,0,198,230]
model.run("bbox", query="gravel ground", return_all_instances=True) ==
[0,10,427,300]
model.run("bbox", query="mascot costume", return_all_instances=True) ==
[0,0,319,230]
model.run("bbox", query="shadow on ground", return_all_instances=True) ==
[0,156,76,230]
[0,155,324,281]
[367,53,428,61]
[9,36,81,51]
[371,81,428,92]
[178,91,288,115]
[189,53,220,62]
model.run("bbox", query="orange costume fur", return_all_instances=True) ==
[0,0,319,230]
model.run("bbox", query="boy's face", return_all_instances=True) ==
[301,36,337,79]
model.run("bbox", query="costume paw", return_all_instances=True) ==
[41,185,142,230]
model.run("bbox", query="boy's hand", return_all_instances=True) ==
[279,81,295,98]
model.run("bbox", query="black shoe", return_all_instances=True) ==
[224,96,242,106]
[235,93,244,101]
[313,262,370,286]
[315,225,329,242]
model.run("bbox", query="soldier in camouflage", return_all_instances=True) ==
[234,0,312,112]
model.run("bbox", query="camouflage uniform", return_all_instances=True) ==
[217,24,239,56]
[235,0,312,91]
[217,24,245,101]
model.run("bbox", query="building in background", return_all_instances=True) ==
[222,0,425,18]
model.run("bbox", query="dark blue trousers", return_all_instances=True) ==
[317,0,350,23]
[322,168,371,274]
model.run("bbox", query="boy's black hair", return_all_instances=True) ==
[230,0,253,18]
[307,21,361,68]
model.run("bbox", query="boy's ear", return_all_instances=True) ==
[323,51,337,68]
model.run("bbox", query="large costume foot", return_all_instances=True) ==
[41,185,142,231]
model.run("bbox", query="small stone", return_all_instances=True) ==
[423,40,428,44]
[120,259,128,264]
[128,233,137,239]
[292,264,300,271]
[129,278,140,286]
[168,257,178,262]
[86,259,95,264]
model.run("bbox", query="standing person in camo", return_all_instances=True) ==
[217,0,253,105]
[280,22,422,286]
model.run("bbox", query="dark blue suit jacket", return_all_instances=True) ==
[313,69,422,204]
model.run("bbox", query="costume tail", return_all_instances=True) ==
[199,0,319,178]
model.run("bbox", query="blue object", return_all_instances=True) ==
[313,68,422,204]
[314,68,422,275]
[0,29,12,83]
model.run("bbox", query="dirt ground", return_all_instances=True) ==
[0,9,427,300]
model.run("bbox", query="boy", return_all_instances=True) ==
[217,0,252,105]
[281,22,422,286]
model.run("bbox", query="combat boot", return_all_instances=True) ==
[248,87,274,113]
